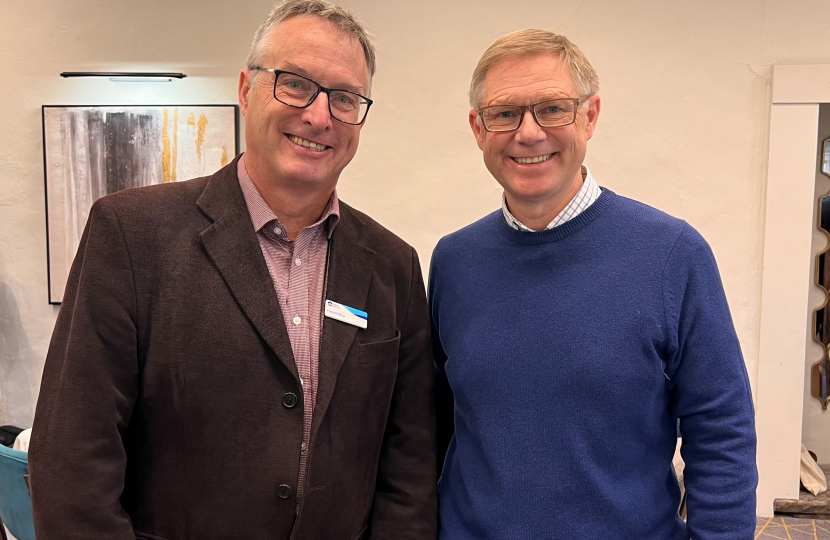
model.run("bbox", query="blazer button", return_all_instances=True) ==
[282,392,298,409]
[277,484,293,499]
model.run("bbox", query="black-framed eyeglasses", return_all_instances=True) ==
[477,97,588,132]
[252,67,373,125]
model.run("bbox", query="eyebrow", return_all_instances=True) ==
[486,91,575,107]
[279,61,366,95]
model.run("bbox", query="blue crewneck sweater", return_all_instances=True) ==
[429,190,757,540]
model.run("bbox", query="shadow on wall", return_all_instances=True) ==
[0,278,36,428]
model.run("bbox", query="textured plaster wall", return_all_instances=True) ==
[0,0,829,451]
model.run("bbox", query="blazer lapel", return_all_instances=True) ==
[196,158,298,380]
[312,204,376,434]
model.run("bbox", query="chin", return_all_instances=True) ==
[277,161,328,181]
[505,181,558,200]
[294,171,341,190]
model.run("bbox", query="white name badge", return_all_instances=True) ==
[324,300,368,329]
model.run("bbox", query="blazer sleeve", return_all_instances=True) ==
[29,197,140,540]
[365,247,438,540]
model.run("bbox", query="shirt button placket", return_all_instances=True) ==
[292,236,310,410]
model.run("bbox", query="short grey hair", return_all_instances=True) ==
[469,29,599,108]
[246,0,376,85]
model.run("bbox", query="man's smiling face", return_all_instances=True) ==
[239,15,369,194]
[469,53,599,207]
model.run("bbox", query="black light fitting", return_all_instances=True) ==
[60,72,187,82]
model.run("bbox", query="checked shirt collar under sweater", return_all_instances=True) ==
[501,165,601,232]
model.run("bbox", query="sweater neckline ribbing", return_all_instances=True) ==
[495,188,616,245]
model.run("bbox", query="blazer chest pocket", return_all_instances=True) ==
[358,329,400,365]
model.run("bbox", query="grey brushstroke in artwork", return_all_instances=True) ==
[56,109,163,256]
[43,105,237,303]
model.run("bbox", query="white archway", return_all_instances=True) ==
[756,64,830,516]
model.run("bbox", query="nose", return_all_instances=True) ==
[514,110,546,144]
[300,92,333,131]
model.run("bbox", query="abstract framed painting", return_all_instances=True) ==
[42,104,239,304]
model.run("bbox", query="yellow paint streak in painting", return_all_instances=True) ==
[161,108,171,183]
[171,108,179,183]
[196,113,208,160]
[187,112,195,129]
[221,145,228,167]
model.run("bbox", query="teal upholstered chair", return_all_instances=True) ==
[0,444,34,540]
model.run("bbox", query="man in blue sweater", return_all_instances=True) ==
[430,29,757,540]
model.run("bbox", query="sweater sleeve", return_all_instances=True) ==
[662,223,757,540]
[428,240,455,480]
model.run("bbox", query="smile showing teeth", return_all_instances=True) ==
[288,135,328,152]
[512,153,553,164]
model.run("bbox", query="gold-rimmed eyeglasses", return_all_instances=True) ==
[252,67,373,126]
[477,97,588,132]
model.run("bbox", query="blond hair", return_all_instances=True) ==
[469,29,599,108]
[246,0,376,82]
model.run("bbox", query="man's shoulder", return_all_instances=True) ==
[607,191,714,263]
[604,191,697,247]
[94,175,210,217]
[434,210,502,254]
[609,192,684,230]
[85,174,214,244]
[86,168,227,249]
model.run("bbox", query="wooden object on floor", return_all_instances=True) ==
[775,464,830,517]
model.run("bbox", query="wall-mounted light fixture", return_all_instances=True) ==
[60,72,187,83]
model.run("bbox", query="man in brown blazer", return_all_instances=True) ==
[28,1,437,539]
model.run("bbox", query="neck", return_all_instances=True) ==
[505,168,584,232]
[246,159,335,242]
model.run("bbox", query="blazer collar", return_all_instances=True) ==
[196,155,298,379]
[195,156,377,419]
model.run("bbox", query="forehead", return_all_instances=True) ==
[260,15,369,92]
[482,53,576,106]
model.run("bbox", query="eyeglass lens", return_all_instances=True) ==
[274,72,369,125]
[481,99,577,131]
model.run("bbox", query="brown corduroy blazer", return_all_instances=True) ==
[29,157,437,540]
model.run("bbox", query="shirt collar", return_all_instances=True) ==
[502,165,601,232]
[237,153,340,240]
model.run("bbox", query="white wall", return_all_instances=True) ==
[0,0,263,426]
[0,0,828,471]
[803,105,830,461]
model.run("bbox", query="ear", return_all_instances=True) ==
[583,94,601,140]
[469,108,486,151]
[238,70,252,116]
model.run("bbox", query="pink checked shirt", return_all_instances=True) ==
[237,155,340,505]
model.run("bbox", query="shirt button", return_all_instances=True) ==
[273,225,282,235]
[301,442,308,453]
[293,315,301,325]
[295,258,302,266]
[299,377,305,387]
